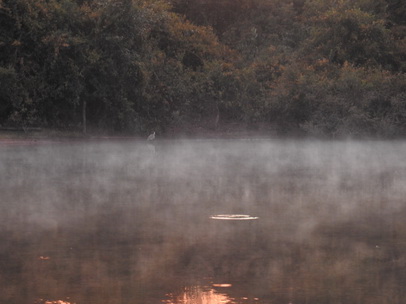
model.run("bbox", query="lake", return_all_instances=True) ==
[0,139,405,304]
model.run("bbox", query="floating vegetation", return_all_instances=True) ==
[38,256,51,261]
[210,214,259,220]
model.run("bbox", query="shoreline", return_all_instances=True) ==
[0,122,405,143]
[1,133,405,146]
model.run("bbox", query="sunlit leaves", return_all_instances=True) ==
[305,3,393,68]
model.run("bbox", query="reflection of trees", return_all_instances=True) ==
[4,216,405,304]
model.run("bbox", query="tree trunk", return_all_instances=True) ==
[214,100,220,129]
[82,99,87,134]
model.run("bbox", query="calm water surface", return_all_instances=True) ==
[0,139,405,304]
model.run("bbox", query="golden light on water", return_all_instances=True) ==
[35,300,74,304]
[163,285,233,304]
[163,284,262,304]
[212,284,232,288]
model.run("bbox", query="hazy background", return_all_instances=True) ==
[0,139,405,303]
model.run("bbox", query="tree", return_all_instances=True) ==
[303,0,400,70]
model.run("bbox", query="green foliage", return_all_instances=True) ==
[304,0,395,69]
[283,62,406,137]
[0,66,20,122]
[0,0,405,137]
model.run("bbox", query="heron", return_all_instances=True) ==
[147,131,155,141]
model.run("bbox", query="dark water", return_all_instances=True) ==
[1,139,405,304]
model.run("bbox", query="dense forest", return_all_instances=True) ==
[0,0,405,137]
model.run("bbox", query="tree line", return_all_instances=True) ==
[0,0,405,136]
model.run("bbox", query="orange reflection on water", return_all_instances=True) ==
[163,285,233,304]
[35,300,74,304]
[212,284,232,288]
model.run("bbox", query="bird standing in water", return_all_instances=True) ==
[147,131,155,141]
[147,131,156,154]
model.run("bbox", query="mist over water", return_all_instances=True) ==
[1,139,406,304]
